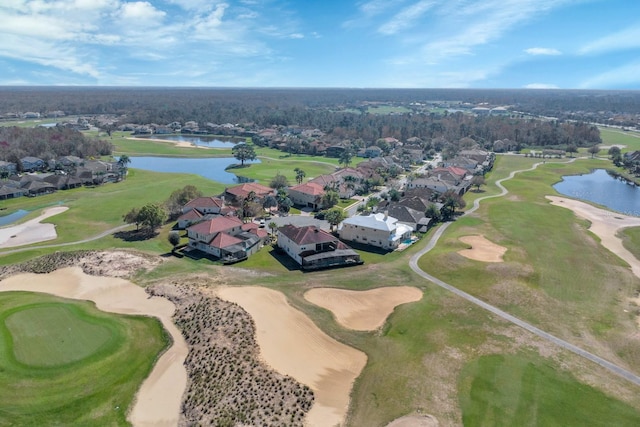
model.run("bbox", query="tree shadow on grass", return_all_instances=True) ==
[113,229,159,242]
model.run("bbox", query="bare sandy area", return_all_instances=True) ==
[216,286,367,427]
[547,196,640,327]
[458,235,507,262]
[304,286,423,331]
[0,267,187,427]
[0,207,68,248]
[386,414,440,427]
[126,137,208,149]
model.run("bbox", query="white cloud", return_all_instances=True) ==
[579,62,640,89]
[117,1,166,23]
[524,83,559,89]
[525,47,561,55]
[378,1,436,35]
[579,25,640,55]
[288,33,304,39]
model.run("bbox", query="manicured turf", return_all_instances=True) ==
[0,292,169,426]
[599,127,640,152]
[459,354,640,427]
[5,304,114,367]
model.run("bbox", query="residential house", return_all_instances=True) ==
[20,157,46,172]
[224,183,273,204]
[338,212,412,251]
[407,176,459,194]
[182,196,225,215]
[0,182,26,199]
[176,209,204,230]
[383,204,430,232]
[0,161,17,176]
[277,224,362,270]
[186,216,264,262]
[325,144,347,157]
[360,145,383,158]
[287,182,325,210]
[43,174,83,190]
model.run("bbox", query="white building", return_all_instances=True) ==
[338,212,412,251]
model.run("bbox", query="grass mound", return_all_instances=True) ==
[4,303,114,367]
[459,354,640,427]
[0,291,169,426]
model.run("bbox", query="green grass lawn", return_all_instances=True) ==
[5,303,114,366]
[0,291,169,426]
[459,354,640,427]
[599,127,640,152]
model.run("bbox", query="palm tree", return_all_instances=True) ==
[294,168,306,184]
[117,154,131,180]
[268,221,278,236]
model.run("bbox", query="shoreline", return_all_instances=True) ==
[0,267,188,427]
[0,206,68,248]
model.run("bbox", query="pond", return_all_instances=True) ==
[129,156,259,184]
[553,169,640,216]
[139,135,239,148]
[0,209,29,226]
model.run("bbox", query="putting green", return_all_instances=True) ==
[5,304,114,367]
[0,291,169,426]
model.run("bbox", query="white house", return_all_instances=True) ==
[277,224,362,270]
[338,212,412,251]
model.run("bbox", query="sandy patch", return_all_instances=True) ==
[547,196,640,327]
[304,286,423,331]
[458,235,507,263]
[0,267,187,427]
[0,207,68,248]
[386,414,439,427]
[126,137,208,149]
[216,286,367,427]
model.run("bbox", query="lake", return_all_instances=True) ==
[0,209,29,226]
[129,156,259,184]
[140,135,239,148]
[553,169,640,216]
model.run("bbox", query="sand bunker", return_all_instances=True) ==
[126,137,207,149]
[547,196,640,278]
[458,235,507,262]
[304,286,423,331]
[0,267,187,427]
[216,286,367,427]
[0,207,68,248]
[386,414,440,427]
[547,196,640,328]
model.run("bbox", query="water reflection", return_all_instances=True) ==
[553,169,640,216]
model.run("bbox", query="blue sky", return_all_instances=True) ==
[0,0,638,89]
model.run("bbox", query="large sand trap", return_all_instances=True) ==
[547,196,640,278]
[386,414,440,427]
[304,286,423,331]
[216,286,367,427]
[0,267,188,427]
[547,196,640,327]
[0,206,68,248]
[458,235,507,262]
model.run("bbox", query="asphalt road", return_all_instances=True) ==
[409,156,640,387]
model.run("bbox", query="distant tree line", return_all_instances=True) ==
[0,126,112,164]
[0,88,610,149]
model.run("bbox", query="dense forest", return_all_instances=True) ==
[0,87,621,150]
[0,126,112,163]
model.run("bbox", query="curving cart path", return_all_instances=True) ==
[409,157,640,386]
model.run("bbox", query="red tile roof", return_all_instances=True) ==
[184,196,224,209]
[177,209,203,221]
[188,216,242,235]
[289,182,325,196]
[210,232,243,248]
[225,183,273,199]
[279,224,336,245]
